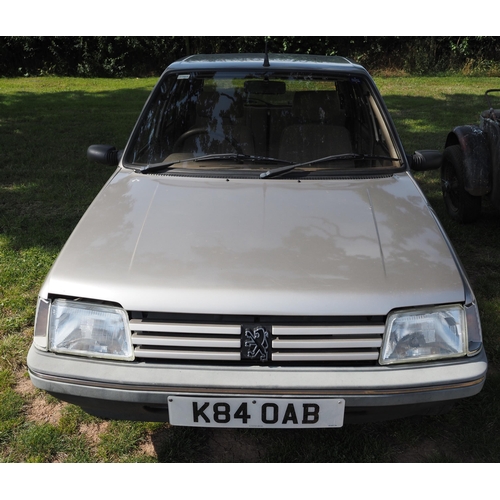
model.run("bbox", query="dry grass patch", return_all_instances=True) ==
[24,396,64,426]
[80,421,111,446]
[13,371,35,396]
[13,370,63,426]
[137,435,157,457]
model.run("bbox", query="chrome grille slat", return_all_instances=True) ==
[129,319,240,335]
[273,325,385,335]
[273,338,382,349]
[273,352,380,361]
[132,334,240,348]
[130,317,384,363]
[134,347,240,361]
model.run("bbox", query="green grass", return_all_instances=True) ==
[1,75,500,462]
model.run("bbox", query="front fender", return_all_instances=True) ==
[445,125,490,196]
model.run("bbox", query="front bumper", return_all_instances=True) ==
[27,345,487,424]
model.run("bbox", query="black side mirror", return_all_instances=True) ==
[87,145,123,166]
[409,150,442,171]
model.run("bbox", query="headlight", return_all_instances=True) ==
[49,299,134,361]
[380,305,466,365]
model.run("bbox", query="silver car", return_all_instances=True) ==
[27,54,487,428]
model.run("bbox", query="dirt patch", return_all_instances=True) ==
[14,370,110,449]
[15,373,37,397]
[24,394,65,425]
[393,435,469,463]
[394,438,440,462]
[203,429,262,462]
[14,370,63,425]
[137,437,157,458]
[80,421,110,445]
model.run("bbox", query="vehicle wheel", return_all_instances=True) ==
[441,145,482,223]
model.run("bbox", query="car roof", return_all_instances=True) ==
[165,53,368,74]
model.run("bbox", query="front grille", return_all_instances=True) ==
[131,320,242,361]
[129,315,384,365]
[271,325,383,361]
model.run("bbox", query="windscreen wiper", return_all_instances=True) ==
[134,159,190,174]
[135,153,293,174]
[193,153,293,165]
[259,154,401,179]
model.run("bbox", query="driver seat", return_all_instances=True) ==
[180,92,255,155]
[279,91,352,162]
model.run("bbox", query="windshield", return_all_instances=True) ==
[124,70,401,174]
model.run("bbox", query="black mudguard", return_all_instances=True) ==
[481,114,500,208]
[445,125,491,197]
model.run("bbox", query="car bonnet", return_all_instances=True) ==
[41,170,465,316]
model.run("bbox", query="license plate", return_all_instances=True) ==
[167,396,345,428]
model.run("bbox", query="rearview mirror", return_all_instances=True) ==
[244,80,286,95]
[410,150,442,171]
[87,145,123,166]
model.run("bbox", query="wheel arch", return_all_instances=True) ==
[445,125,490,196]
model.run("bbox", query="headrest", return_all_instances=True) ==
[292,91,343,124]
[196,91,244,121]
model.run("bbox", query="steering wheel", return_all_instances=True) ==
[172,128,243,154]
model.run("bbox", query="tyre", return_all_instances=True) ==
[441,145,482,223]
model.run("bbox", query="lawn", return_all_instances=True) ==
[1,76,499,462]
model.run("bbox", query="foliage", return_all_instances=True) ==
[1,36,500,77]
